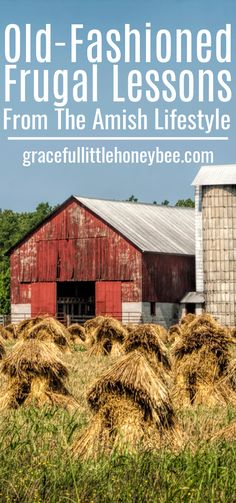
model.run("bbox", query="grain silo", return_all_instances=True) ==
[192,164,236,326]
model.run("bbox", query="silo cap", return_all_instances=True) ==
[192,164,236,186]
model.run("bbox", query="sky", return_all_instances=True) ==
[0,0,235,211]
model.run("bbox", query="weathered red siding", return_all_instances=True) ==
[142,253,195,303]
[10,200,142,308]
[96,281,122,319]
[31,283,56,316]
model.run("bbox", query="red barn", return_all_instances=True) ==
[8,196,195,327]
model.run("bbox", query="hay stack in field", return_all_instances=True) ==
[138,323,169,345]
[230,327,236,344]
[123,323,138,333]
[84,316,105,347]
[171,313,235,407]
[180,313,196,327]
[84,316,105,333]
[88,317,127,356]
[72,325,182,459]
[16,316,46,338]
[0,339,77,410]
[4,323,18,339]
[68,324,86,344]
[153,324,169,345]
[0,336,6,359]
[124,324,171,371]
[168,324,182,344]
[125,323,169,344]
[0,325,12,340]
[21,317,70,352]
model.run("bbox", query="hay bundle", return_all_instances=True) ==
[173,315,231,364]
[154,324,169,345]
[84,316,105,347]
[171,314,234,407]
[0,336,6,359]
[180,313,196,326]
[124,324,171,371]
[72,349,182,459]
[168,324,182,344]
[123,323,138,333]
[4,323,18,339]
[142,323,169,344]
[88,317,127,356]
[230,327,236,344]
[84,316,105,333]
[21,317,70,351]
[68,324,86,343]
[0,325,12,340]
[16,316,46,338]
[0,339,76,410]
[224,358,236,392]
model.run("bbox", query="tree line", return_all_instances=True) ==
[0,203,54,314]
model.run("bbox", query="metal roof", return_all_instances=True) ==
[192,164,236,186]
[76,197,195,255]
[180,292,205,304]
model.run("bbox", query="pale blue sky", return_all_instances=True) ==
[0,0,235,210]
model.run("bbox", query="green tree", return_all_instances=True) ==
[0,203,54,314]
[161,200,169,206]
[127,195,138,203]
[175,198,195,208]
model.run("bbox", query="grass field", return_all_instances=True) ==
[0,342,236,502]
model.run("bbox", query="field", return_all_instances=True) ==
[0,340,236,503]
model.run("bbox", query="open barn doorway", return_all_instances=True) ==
[57,282,95,323]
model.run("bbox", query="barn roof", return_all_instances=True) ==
[76,197,195,255]
[192,164,236,186]
[7,196,195,256]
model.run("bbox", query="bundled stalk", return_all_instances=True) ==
[171,314,235,407]
[16,316,46,338]
[88,317,127,357]
[68,324,86,344]
[124,324,171,371]
[0,336,6,359]
[4,323,18,339]
[0,339,77,410]
[72,325,182,459]
[84,316,105,347]
[0,325,12,340]
[21,317,71,352]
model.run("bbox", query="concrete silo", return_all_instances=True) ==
[192,165,236,326]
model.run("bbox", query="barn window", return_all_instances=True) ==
[150,302,156,316]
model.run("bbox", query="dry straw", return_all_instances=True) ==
[16,316,46,338]
[84,316,105,347]
[171,314,235,407]
[88,317,127,356]
[4,323,18,339]
[21,317,71,352]
[0,339,77,410]
[211,420,236,442]
[72,324,182,459]
[0,325,12,340]
[68,324,86,344]
[124,324,171,371]
[0,336,6,359]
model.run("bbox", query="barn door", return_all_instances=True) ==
[95,281,122,320]
[31,282,56,317]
